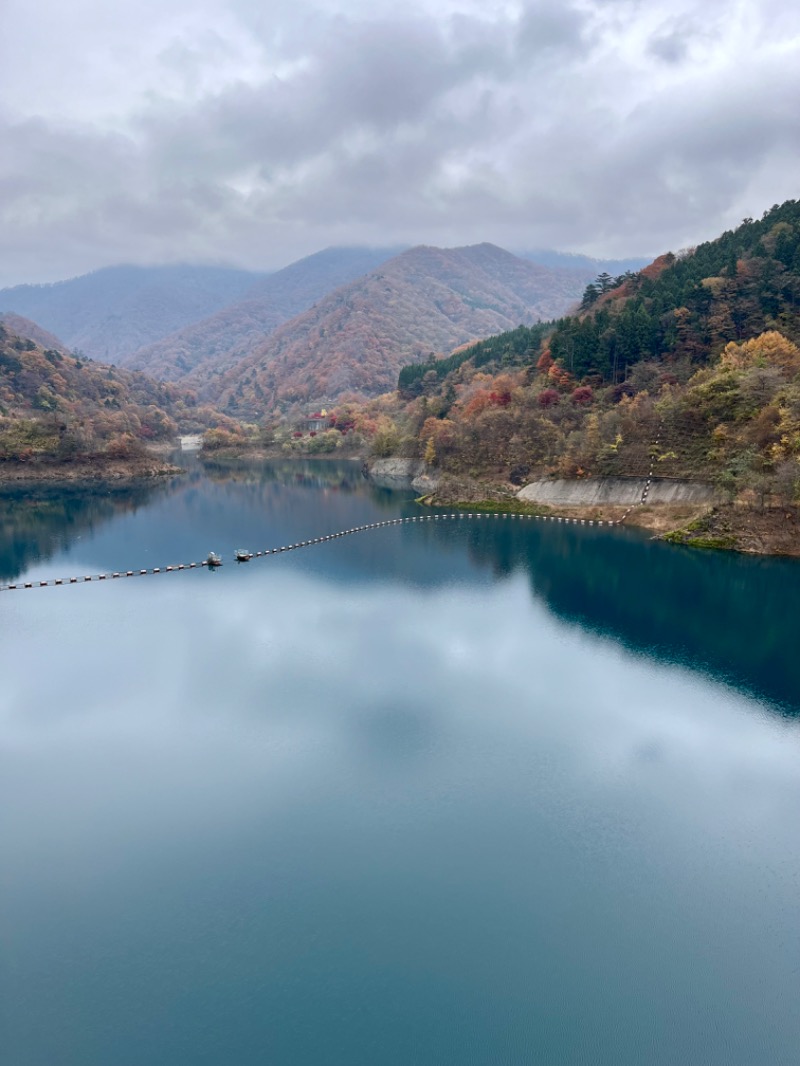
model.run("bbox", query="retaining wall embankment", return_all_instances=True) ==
[368,459,425,488]
[517,477,720,507]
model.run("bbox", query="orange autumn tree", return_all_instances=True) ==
[536,348,554,374]
[547,364,573,389]
[420,417,456,456]
[720,331,800,375]
[459,372,519,419]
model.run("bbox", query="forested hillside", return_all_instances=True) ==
[311,203,800,512]
[126,246,400,382]
[548,201,800,381]
[0,313,69,354]
[212,243,586,414]
[0,322,218,462]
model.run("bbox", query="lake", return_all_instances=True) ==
[2,458,800,1065]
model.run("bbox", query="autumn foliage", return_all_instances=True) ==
[0,321,221,462]
[570,386,594,406]
[359,201,800,503]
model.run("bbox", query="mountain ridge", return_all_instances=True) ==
[124,246,403,382]
[210,242,587,413]
[519,250,651,277]
[0,264,266,364]
[0,313,69,354]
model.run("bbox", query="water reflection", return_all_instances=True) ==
[3,566,800,1066]
[1,457,798,716]
[200,454,370,493]
[0,478,172,582]
[3,461,800,1066]
[417,518,800,713]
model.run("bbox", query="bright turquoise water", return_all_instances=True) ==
[2,459,799,1065]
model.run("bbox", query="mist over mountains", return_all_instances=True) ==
[519,251,651,277]
[0,242,597,410]
[0,264,264,363]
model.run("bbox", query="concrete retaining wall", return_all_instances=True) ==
[367,458,425,488]
[517,476,720,506]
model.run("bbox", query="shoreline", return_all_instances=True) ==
[4,448,796,558]
[393,468,800,559]
[420,493,800,558]
[0,444,370,484]
[0,454,184,483]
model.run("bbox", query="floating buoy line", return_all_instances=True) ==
[0,498,645,592]
[0,512,610,592]
[1,432,662,594]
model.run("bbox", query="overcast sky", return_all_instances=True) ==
[2,0,799,285]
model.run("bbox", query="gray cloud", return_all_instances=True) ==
[517,0,592,57]
[648,26,693,64]
[1,0,799,285]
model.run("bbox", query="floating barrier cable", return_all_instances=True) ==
[0,481,656,594]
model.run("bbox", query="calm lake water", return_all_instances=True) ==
[2,458,800,1065]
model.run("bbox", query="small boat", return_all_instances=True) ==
[206,551,223,567]
[235,548,251,562]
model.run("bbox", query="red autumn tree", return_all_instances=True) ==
[571,386,594,406]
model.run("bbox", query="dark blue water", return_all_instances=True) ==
[2,459,800,1065]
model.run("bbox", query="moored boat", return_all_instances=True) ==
[235,549,251,562]
[206,551,223,567]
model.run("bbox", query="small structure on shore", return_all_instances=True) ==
[303,410,329,433]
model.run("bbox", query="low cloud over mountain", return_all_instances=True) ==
[3,0,798,285]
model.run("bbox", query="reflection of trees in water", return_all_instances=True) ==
[415,518,800,715]
[197,457,408,514]
[0,481,170,583]
[200,456,363,490]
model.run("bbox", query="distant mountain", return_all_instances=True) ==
[125,246,403,381]
[0,312,68,353]
[519,250,651,278]
[0,264,265,364]
[209,243,588,413]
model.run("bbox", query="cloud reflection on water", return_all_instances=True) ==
[3,552,800,1066]
[3,567,799,860]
